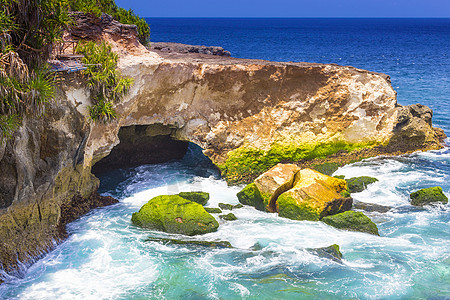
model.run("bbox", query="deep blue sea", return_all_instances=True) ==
[1,18,449,299]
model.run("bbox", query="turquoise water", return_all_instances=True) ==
[1,18,450,299]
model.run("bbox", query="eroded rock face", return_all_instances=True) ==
[277,169,352,221]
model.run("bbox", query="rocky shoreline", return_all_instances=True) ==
[0,13,446,281]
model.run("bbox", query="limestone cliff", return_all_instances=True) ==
[0,14,445,280]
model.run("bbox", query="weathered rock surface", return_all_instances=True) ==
[410,186,448,206]
[346,176,379,193]
[277,169,352,221]
[321,211,379,235]
[352,200,392,213]
[151,42,231,57]
[131,195,219,235]
[0,13,446,280]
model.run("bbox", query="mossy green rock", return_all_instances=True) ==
[145,237,233,249]
[204,207,222,214]
[236,183,266,211]
[346,176,378,193]
[219,213,237,221]
[312,162,340,176]
[218,203,234,210]
[321,211,379,235]
[178,192,210,205]
[410,186,448,206]
[309,244,343,262]
[131,195,219,236]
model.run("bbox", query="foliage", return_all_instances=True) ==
[76,40,133,122]
[69,0,150,44]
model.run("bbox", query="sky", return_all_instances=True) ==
[115,0,450,18]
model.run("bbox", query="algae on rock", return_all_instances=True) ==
[410,186,448,206]
[178,192,210,205]
[321,211,379,235]
[346,176,379,193]
[131,195,219,236]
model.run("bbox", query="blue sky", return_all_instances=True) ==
[115,0,450,17]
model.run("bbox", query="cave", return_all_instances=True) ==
[91,124,190,174]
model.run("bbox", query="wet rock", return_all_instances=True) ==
[237,163,300,212]
[308,244,343,262]
[218,203,234,210]
[219,213,237,221]
[204,207,222,214]
[352,200,392,213]
[321,211,379,235]
[145,237,233,249]
[131,195,219,236]
[410,186,448,206]
[277,169,352,221]
[233,203,244,209]
[178,191,210,205]
[312,162,340,176]
[346,176,378,193]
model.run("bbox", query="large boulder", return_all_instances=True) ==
[346,176,378,193]
[131,195,219,236]
[277,169,352,221]
[237,163,300,212]
[410,186,448,206]
[321,211,379,235]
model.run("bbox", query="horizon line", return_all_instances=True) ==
[143,16,450,19]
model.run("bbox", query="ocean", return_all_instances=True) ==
[1,18,449,299]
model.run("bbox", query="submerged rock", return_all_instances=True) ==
[131,195,219,236]
[352,200,392,213]
[204,207,222,214]
[410,186,448,206]
[145,237,233,249]
[308,244,343,262]
[277,169,352,221]
[237,163,300,212]
[321,211,379,235]
[178,191,210,205]
[218,203,234,210]
[219,213,237,221]
[346,176,378,193]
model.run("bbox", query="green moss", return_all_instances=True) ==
[410,186,448,206]
[277,194,321,221]
[340,190,351,198]
[131,195,219,236]
[233,203,244,209]
[334,175,346,179]
[218,203,233,210]
[219,213,237,221]
[204,207,222,214]
[145,237,232,248]
[321,211,379,235]
[236,183,266,211]
[178,192,210,206]
[309,244,343,262]
[312,162,340,176]
[220,140,380,184]
[346,176,379,193]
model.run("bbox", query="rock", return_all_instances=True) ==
[321,211,379,235]
[218,203,234,210]
[178,191,210,205]
[308,244,343,262]
[237,163,300,212]
[277,169,352,221]
[346,176,378,193]
[312,162,340,176]
[236,183,266,211]
[410,186,448,206]
[151,42,231,57]
[219,213,237,221]
[204,207,222,214]
[334,175,345,179]
[145,237,233,249]
[352,200,392,213]
[131,195,219,236]
[233,203,244,209]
